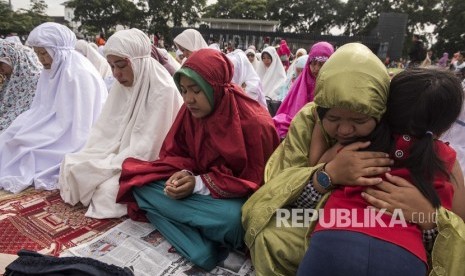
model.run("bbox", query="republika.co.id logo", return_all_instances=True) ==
[275,208,435,228]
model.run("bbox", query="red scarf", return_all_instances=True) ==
[117,49,279,218]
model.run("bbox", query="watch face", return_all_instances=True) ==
[317,170,331,189]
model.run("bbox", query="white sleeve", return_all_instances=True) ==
[193,175,211,195]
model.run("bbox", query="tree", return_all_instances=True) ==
[20,0,50,29]
[66,0,148,35]
[266,0,342,33]
[29,0,47,15]
[0,0,14,34]
[203,0,234,18]
[0,0,50,36]
[334,0,448,57]
[146,0,206,41]
[337,0,393,36]
[204,0,267,20]
[434,0,465,56]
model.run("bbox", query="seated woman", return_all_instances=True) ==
[275,54,309,101]
[117,48,280,270]
[245,48,259,71]
[297,66,465,275]
[75,39,113,79]
[242,43,447,275]
[75,39,114,90]
[226,49,267,108]
[273,41,334,138]
[0,22,107,193]
[173,29,208,60]
[150,45,180,76]
[294,48,307,60]
[0,39,42,132]
[256,46,286,101]
[58,29,183,219]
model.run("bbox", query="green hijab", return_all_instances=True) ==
[314,43,390,121]
[173,67,214,108]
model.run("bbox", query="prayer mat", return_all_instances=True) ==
[0,188,125,256]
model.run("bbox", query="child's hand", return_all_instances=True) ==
[165,171,195,200]
[361,173,436,230]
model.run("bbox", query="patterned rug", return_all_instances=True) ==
[0,188,125,256]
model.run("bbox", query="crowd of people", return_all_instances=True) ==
[1,23,465,275]
[385,34,465,74]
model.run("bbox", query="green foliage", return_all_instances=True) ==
[66,0,206,42]
[0,0,50,35]
[29,0,47,15]
[434,0,465,56]
[204,0,267,20]
[1,0,462,57]
[147,0,207,41]
[266,0,342,33]
[66,0,148,35]
[334,0,465,57]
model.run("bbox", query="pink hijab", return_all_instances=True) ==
[273,41,334,138]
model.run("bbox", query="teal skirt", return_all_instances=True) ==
[133,180,246,270]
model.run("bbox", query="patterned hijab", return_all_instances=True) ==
[0,40,42,132]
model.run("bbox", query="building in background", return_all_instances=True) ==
[200,18,279,50]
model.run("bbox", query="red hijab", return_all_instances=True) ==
[117,49,279,217]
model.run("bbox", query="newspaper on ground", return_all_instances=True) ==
[61,219,255,276]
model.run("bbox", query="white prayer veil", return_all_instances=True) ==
[245,48,259,72]
[173,29,208,52]
[0,22,107,193]
[227,50,267,108]
[59,28,183,218]
[75,39,112,78]
[256,46,287,100]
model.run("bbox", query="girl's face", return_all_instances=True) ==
[0,62,12,78]
[261,52,272,68]
[177,45,193,59]
[179,75,212,118]
[309,59,325,78]
[107,54,134,87]
[247,53,255,63]
[322,107,376,144]
[33,47,53,69]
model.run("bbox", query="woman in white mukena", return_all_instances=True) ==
[0,22,107,193]
[59,29,183,219]
[256,46,287,101]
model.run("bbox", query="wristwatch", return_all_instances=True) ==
[316,164,333,190]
